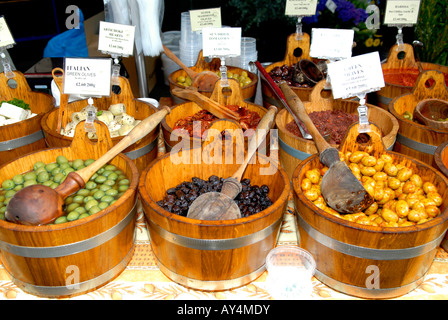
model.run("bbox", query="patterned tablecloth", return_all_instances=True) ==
[1,196,447,301]
[1,98,448,301]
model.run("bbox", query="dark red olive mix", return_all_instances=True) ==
[157,175,273,218]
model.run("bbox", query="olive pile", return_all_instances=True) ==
[269,64,325,88]
[0,156,130,225]
[157,175,273,218]
[176,70,253,88]
[301,151,444,227]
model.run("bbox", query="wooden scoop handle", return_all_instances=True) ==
[279,82,331,154]
[163,44,197,80]
[74,106,170,185]
[172,87,240,121]
[231,106,277,182]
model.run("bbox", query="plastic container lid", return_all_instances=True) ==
[265,245,316,300]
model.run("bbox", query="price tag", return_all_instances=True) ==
[384,0,421,25]
[285,0,318,16]
[0,16,15,48]
[98,21,135,57]
[310,28,354,60]
[202,27,241,57]
[190,8,222,32]
[63,58,112,96]
[327,51,385,99]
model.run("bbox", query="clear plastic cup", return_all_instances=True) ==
[265,245,316,300]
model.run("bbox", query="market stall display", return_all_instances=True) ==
[375,43,448,110]
[389,70,448,168]
[0,71,54,165]
[168,50,258,104]
[276,80,398,179]
[41,71,159,174]
[293,123,448,299]
[0,120,140,298]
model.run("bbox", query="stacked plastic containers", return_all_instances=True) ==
[161,31,181,85]
[179,11,203,67]
[231,37,258,71]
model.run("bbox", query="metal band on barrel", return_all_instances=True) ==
[297,213,445,260]
[155,254,266,291]
[123,137,158,160]
[7,240,135,297]
[0,130,45,151]
[0,200,137,258]
[396,133,437,155]
[147,217,282,251]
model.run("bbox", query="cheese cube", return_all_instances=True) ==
[0,102,29,121]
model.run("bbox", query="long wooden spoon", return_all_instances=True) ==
[279,83,374,214]
[172,87,240,121]
[5,106,170,226]
[186,106,277,220]
[163,45,219,92]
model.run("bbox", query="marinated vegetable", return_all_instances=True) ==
[301,151,444,227]
[0,156,130,225]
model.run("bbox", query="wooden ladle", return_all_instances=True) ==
[163,44,219,92]
[172,87,240,121]
[186,106,277,220]
[5,106,170,226]
[279,83,374,214]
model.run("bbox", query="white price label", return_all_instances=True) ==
[202,27,241,57]
[98,21,135,56]
[285,0,318,16]
[327,51,385,99]
[63,58,112,96]
[310,28,354,60]
[384,0,421,25]
[190,8,222,32]
[0,17,15,48]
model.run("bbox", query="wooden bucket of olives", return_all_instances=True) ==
[374,43,448,110]
[435,141,448,253]
[41,73,159,174]
[276,80,399,180]
[162,78,274,153]
[0,120,139,298]
[292,123,448,299]
[138,143,290,291]
[389,70,448,168]
[168,50,258,104]
[0,71,55,165]
[261,33,327,109]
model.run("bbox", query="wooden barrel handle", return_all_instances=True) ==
[75,106,170,183]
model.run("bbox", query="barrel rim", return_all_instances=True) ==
[275,100,399,145]
[41,101,158,144]
[292,151,448,234]
[382,65,448,89]
[0,147,139,232]
[435,141,448,178]
[138,150,291,228]
[389,95,448,135]
[167,66,258,94]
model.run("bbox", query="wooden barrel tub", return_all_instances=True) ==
[41,74,158,174]
[261,33,327,109]
[138,148,290,291]
[168,50,258,104]
[435,141,448,252]
[0,121,139,298]
[162,79,274,153]
[292,124,448,299]
[374,43,448,110]
[0,71,55,165]
[389,70,448,168]
[276,80,399,180]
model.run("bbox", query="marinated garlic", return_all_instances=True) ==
[61,104,138,138]
[301,151,444,228]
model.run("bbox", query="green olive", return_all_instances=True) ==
[12,174,24,185]
[2,179,15,190]
[24,172,37,181]
[56,155,69,165]
[54,216,68,224]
